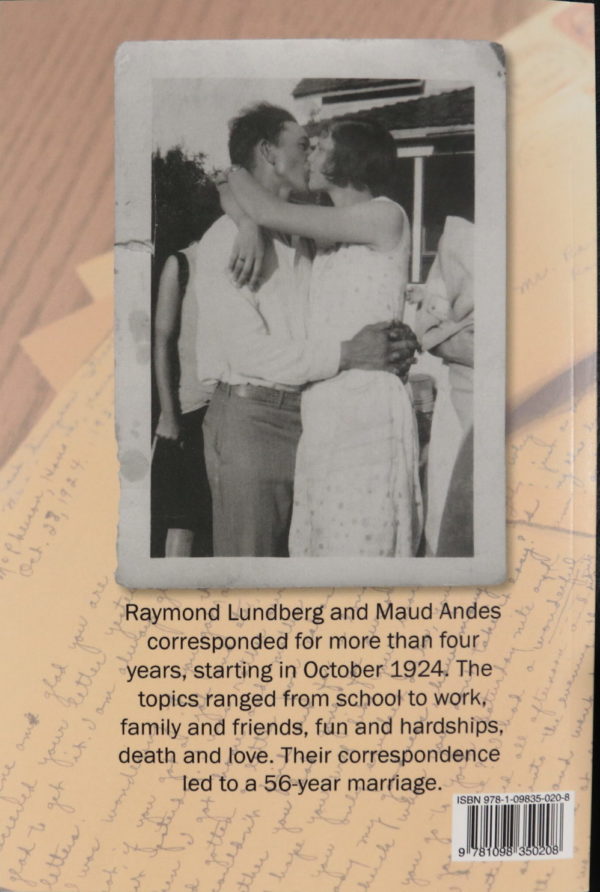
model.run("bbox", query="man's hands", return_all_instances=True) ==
[228,219,265,292]
[340,321,420,379]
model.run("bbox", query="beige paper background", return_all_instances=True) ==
[0,2,596,891]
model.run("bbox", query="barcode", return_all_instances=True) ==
[452,791,574,861]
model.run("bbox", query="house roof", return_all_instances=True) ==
[304,87,474,135]
[292,78,414,98]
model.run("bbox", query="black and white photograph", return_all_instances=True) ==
[115,40,506,588]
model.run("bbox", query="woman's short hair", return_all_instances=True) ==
[321,117,397,196]
[228,103,296,170]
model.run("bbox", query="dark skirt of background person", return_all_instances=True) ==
[150,406,213,556]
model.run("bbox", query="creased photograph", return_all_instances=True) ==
[115,40,506,588]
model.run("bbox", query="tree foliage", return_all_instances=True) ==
[150,147,223,443]
[152,146,222,285]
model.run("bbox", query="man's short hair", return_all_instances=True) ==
[228,102,296,170]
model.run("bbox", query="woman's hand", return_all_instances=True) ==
[228,218,266,291]
[155,411,182,442]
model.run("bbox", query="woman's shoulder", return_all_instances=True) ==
[363,196,409,251]
[371,195,408,217]
[366,196,408,225]
[372,195,401,206]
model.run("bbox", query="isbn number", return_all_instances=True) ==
[452,791,574,862]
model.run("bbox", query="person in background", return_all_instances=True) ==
[152,245,213,556]
[414,215,474,556]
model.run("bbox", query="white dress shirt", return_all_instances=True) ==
[194,215,341,390]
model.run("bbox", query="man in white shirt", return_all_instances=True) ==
[196,103,413,556]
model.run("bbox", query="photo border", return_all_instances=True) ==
[115,39,506,588]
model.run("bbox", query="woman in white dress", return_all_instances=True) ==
[226,118,422,556]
